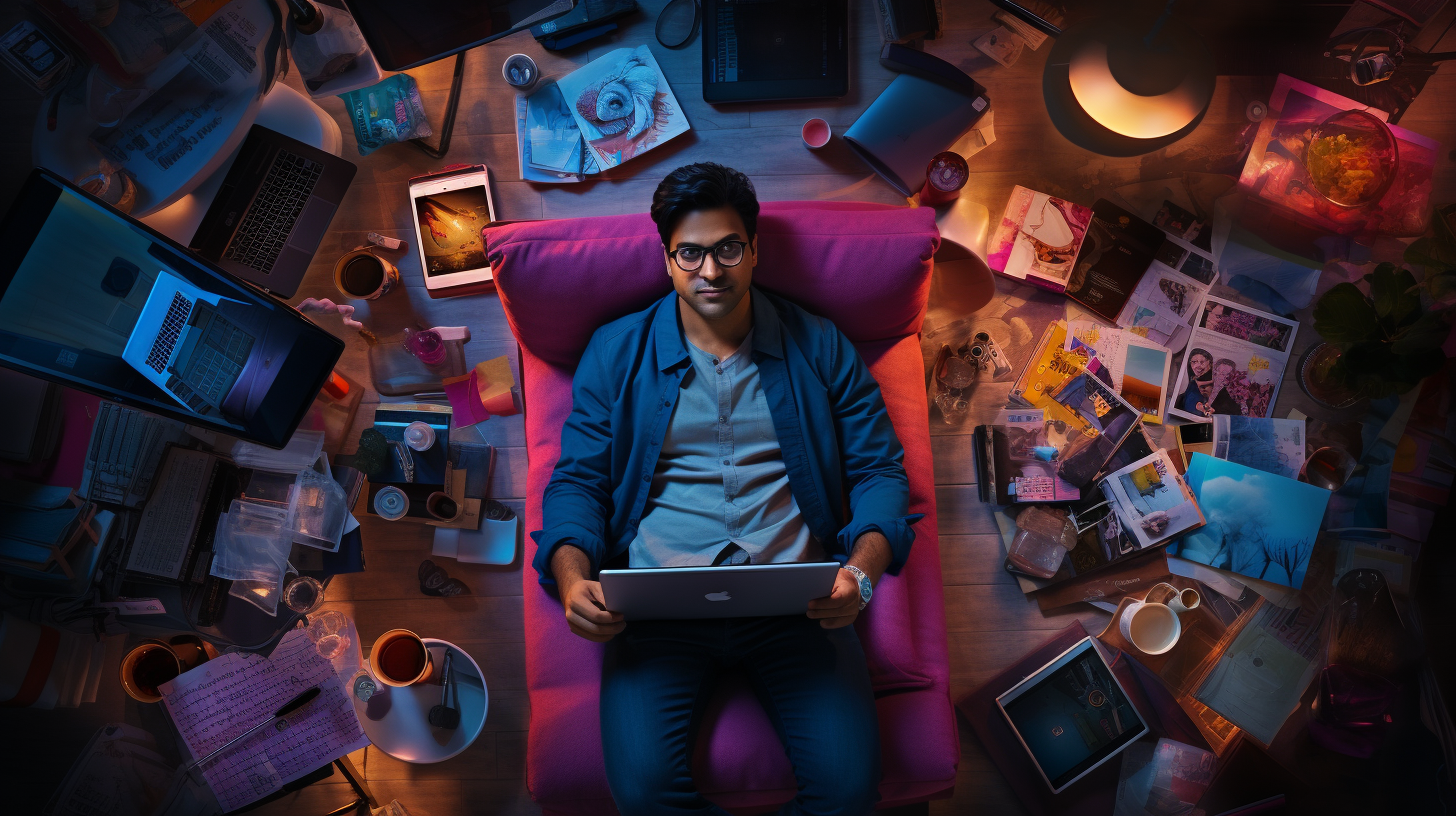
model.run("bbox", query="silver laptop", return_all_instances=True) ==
[599,562,840,621]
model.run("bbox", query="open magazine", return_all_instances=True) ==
[514,45,689,183]
[1099,449,1204,549]
[1168,296,1299,423]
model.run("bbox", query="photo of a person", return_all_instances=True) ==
[1207,358,1244,416]
[1157,277,1191,316]
[1176,349,1214,415]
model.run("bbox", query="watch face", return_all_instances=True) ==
[859,580,872,603]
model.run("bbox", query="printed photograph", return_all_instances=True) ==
[1171,346,1278,420]
[1121,342,1170,422]
[1198,300,1295,353]
[1179,251,1217,286]
[1155,275,1193,317]
[1170,458,1329,589]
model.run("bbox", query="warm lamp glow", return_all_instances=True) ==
[1067,41,1206,140]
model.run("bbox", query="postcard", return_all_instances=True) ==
[556,45,689,170]
[1168,296,1299,423]
[1168,454,1329,589]
[1212,415,1306,479]
[987,186,1093,293]
[1099,449,1203,549]
[1037,362,1142,487]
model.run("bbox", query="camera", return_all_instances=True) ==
[966,331,1012,379]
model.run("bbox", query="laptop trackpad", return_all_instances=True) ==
[287,197,336,253]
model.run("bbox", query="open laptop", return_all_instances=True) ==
[599,562,840,620]
[702,0,849,103]
[121,269,256,416]
[189,125,356,298]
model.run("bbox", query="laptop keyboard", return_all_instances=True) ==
[715,6,738,82]
[183,313,253,406]
[145,292,192,373]
[223,149,324,274]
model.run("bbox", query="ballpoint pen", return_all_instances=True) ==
[186,686,321,776]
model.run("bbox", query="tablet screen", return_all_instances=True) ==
[998,639,1148,791]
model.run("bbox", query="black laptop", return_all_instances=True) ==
[702,0,849,103]
[189,125,356,298]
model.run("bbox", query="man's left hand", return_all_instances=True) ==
[806,570,861,629]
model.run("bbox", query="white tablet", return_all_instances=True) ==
[409,165,497,293]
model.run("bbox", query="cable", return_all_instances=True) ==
[411,53,466,160]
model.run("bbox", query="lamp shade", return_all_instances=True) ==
[1044,17,1215,156]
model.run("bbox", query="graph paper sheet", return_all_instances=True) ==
[160,629,369,811]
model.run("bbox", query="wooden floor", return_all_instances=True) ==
[6,0,1456,813]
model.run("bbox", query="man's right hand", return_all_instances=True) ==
[551,545,625,642]
[560,578,625,642]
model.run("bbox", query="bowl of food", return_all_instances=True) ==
[1303,109,1398,208]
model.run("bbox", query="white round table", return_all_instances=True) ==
[353,639,488,763]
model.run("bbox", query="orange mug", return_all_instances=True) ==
[370,629,433,687]
[120,640,183,703]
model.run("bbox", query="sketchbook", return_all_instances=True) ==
[515,45,690,183]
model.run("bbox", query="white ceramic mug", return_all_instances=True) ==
[1119,583,1200,655]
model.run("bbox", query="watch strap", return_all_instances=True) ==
[843,564,872,610]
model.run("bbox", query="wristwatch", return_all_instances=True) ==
[843,565,872,610]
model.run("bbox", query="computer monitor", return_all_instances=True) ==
[0,169,344,449]
[345,0,577,71]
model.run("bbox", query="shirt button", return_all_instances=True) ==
[716,369,723,375]
[719,416,726,423]
[663,399,671,406]
[723,459,730,466]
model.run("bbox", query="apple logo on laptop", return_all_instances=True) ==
[705,591,732,602]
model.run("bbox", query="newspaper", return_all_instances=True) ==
[1168,296,1299,423]
[89,1,271,197]
[1116,235,1216,352]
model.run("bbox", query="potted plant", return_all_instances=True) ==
[1308,262,1449,403]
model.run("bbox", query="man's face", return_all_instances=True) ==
[666,206,756,324]
[1214,362,1235,384]
[1190,354,1211,378]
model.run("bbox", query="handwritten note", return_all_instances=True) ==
[160,629,369,812]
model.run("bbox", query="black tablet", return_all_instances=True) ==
[344,0,576,71]
[0,168,343,449]
[995,637,1150,793]
[702,0,849,103]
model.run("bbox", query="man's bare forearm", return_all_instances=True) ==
[549,544,592,596]
[845,531,892,585]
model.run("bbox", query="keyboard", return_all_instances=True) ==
[223,149,324,274]
[144,292,192,373]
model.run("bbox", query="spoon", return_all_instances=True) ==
[428,649,460,730]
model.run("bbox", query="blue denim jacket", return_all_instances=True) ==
[531,287,921,586]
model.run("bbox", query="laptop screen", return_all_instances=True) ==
[0,170,343,448]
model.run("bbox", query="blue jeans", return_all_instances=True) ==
[600,615,881,816]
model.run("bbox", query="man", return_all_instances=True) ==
[530,163,920,816]
[1206,358,1244,416]
[1176,348,1213,415]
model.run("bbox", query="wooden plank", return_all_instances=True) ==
[941,581,1108,634]
[935,485,1002,536]
[939,534,1013,585]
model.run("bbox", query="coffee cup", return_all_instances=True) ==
[802,118,831,149]
[333,248,400,300]
[1119,583,1200,655]
[370,629,433,687]
[120,640,184,703]
[425,491,461,521]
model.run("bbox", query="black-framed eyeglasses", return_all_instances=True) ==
[666,240,748,272]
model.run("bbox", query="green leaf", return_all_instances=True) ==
[1363,263,1420,326]
[1313,282,1381,345]
[1391,310,1451,355]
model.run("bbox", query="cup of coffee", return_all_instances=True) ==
[370,629,433,687]
[333,248,400,300]
[425,491,460,522]
[120,640,184,703]
[1119,582,1200,655]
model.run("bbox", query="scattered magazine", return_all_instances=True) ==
[1099,449,1204,549]
[1168,296,1299,423]
[987,186,1093,293]
[1211,415,1306,480]
[514,45,689,183]
[1065,321,1172,424]
[976,408,1083,504]
[1008,321,1141,487]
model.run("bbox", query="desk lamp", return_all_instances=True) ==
[1037,0,1215,156]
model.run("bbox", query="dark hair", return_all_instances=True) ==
[650,163,760,247]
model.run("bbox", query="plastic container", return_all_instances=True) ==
[368,327,470,395]
[285,0,383,99]
[1006,505,1076,579]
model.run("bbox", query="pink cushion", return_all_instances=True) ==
[491,201,956,814]
[488,202,938,369]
